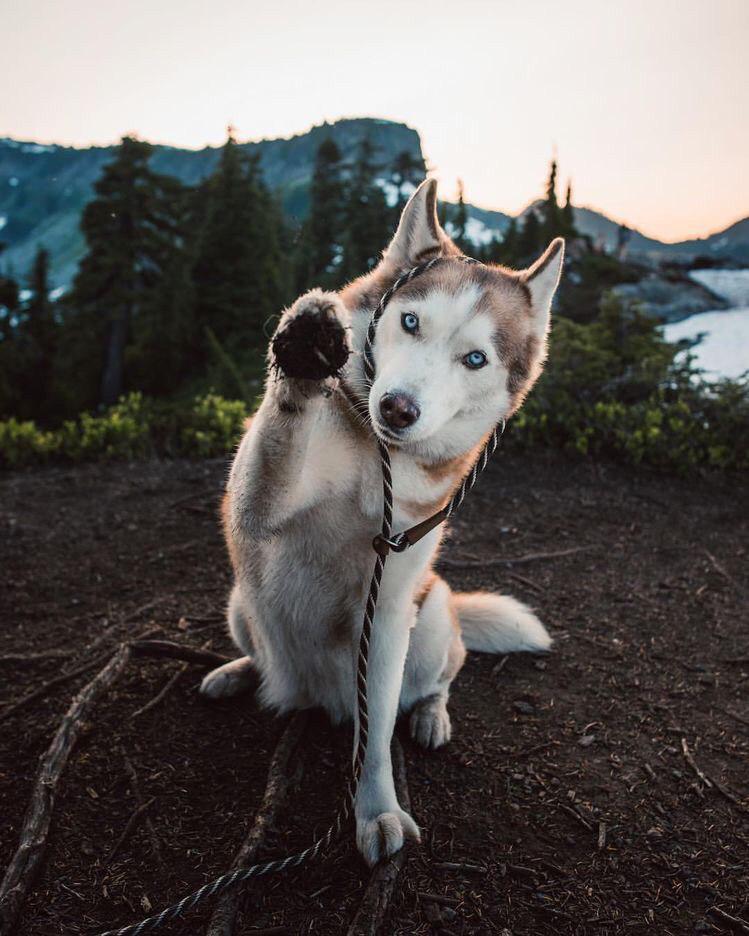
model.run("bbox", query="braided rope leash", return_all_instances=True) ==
[95,255,504,936]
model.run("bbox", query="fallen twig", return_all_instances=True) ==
[680,738,713,789]
[131,639,231,668]
[132,640,212,719]
[131,664,188,719]
[0,644,132,933]
[0,650,113,724]
[0,626,161,724]
[347,737,414,936]
[123,753,164,866]
[708,906,749,934]
[107,796,156,862]
[205,712,310,936]
[557,802,594,832]
[0,649,73,665]
[507,571,545,594]
[704,549,741,591]
[438,545,592,571]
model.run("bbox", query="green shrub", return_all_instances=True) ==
[1,298,746,474]
[180,393,249,457]
[512,297,748,473]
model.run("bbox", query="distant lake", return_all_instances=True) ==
[663,269,749,380]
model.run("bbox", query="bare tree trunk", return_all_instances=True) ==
[100,305,130,407]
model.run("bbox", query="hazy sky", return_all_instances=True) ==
[3,0,747,241]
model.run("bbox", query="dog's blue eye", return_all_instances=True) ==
[401,312,419,334]
[464,350,487,369]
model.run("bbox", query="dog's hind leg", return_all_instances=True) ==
[401,576,466,749]
[200,584,256,699]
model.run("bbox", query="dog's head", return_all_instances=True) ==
[350,179,564,461]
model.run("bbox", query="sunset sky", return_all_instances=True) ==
[3,0,747,242]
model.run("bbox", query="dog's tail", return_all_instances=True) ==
[452,592,552,654]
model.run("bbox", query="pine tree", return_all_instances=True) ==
[541,158,561,242]
[192,131,284,365]
[65,136,187,409]
[561,181,577,238]
[0,249,20,417]
[295,137,345,291]
[517,209,542,263]
[340,138,391,279]
[24,247,57,417]
[450,180,469,253]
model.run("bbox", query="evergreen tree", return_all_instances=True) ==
[541,158,561,242]
[517,209,542,263]
[23,247,57,417]
[0,250,20,417]
[65,136,187,409]
[340,138,391,279]
[450,180,469,253]
[295,137,345,291]
[561,181,576,237]
[192,131,284,364]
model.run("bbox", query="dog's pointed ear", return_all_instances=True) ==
[520,238,565,334]
[383,178,444,267]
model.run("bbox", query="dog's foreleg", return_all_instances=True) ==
[228,291,351,539]
[354,597,420,866]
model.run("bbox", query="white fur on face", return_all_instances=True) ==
[367,285,511,459]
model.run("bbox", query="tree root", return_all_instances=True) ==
[0,644,132,933]
[347,737,413,936]
[205,711,311,936]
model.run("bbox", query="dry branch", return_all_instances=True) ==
[0,650,113,724]
[708,906,749,934]
[681,738,713,789]
[205,711,311,936]
[346,737,413,936]
[107,796,156,862]
[123,753,164,865]
[131,639,231,668]
[0,644,132,933]
[438,545,591,571]
[0,649,73,665]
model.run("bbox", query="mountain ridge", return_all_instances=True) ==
[2,118,748,288]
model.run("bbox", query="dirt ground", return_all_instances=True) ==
[0,453,747,936]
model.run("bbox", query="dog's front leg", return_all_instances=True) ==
[354,595,419,866]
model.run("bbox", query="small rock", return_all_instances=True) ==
[579,734,596,747]
[513,700,535,716]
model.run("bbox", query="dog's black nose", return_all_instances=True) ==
[379,392,420,430]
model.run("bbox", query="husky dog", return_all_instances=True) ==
[201,180,563,865]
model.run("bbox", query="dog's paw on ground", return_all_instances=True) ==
[356,809,420,866]
[199,658,255,699]
[410,695,451,749]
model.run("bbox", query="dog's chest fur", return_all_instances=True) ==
[228,394,458,719]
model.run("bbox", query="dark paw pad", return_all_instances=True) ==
[272,302,350,381]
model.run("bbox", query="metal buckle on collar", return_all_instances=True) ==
[371,532,409,557]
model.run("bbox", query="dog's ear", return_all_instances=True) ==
[383,178,445,267]
[520,238,565,336]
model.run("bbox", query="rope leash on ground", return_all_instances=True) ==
[95,255,505,936]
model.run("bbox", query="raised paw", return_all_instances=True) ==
[356,808,420,867]
[410,695,452,749]
[199,658,256,699]
[271,290,350,382]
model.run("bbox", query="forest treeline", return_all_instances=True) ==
[0,132,746,472]
[0,132,579,424]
